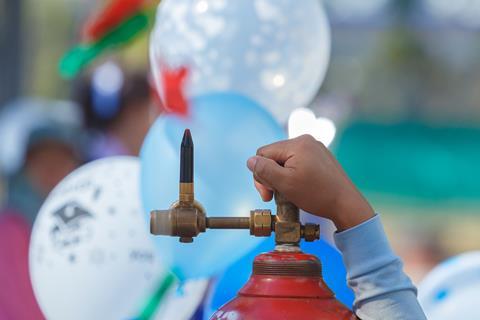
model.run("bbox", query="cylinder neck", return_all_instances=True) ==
[252,250,322,277]
[239,250,333,299]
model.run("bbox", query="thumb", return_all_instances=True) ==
[247,156,290,192]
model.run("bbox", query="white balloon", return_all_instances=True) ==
[29,157,165,320]
[150,0,331,123]
[418,251,480,320]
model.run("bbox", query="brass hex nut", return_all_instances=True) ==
[250,210,272,237]
[303,223,320,242]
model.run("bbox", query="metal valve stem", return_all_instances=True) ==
[206,217,251,229]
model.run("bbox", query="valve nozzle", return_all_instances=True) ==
[180,129,193,183]
[180,129,194,204]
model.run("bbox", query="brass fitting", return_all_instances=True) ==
[275,220,302,245]
[179,182,194,203]
[150,201,206,243]
[273,192,301,245]
[303,223,321,242]
[250,210,273,237]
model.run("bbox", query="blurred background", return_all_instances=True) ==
[2,0,480,318]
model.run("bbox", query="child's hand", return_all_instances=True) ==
[247,135,374,231]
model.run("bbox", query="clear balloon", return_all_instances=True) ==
[418,251,480,320]
[29,157,165,320]
[140,92,286,279]
[150,0,331,123]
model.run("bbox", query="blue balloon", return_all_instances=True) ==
[140,92,286,279]
[206,238,354,317]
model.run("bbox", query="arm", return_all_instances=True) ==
[335,215,426,320]
[246,135,426,320]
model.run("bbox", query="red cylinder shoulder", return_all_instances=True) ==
[211,250,355,320]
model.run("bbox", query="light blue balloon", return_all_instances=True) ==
[140,92,286,279]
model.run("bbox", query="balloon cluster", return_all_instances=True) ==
[33,1,351,319]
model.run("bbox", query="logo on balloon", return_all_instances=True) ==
[129,250,155,264]
[50,201,94,252]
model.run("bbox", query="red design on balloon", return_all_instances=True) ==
[161,64,190,116]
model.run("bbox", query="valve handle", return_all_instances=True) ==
[274,191,299,223]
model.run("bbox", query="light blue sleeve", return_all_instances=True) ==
[334,215,427,320]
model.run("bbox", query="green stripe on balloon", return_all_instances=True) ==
[59,12,149,79]
[136,272,177,320]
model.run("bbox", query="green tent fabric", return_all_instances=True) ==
[334,121,480,203]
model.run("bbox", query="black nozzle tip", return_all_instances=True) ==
[181,129,193,147]
[180,129,194,183]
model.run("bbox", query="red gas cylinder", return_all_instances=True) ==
[211,250,356,320]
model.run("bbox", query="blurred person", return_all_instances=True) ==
[0,176,5,208]
[0,99,83,319]
[396,230,447,284]
[0,99,83,224]
[0,214,44,319]
[75,61,158,160]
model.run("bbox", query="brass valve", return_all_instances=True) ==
[150,129,320,246]
[151,193,320,245]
